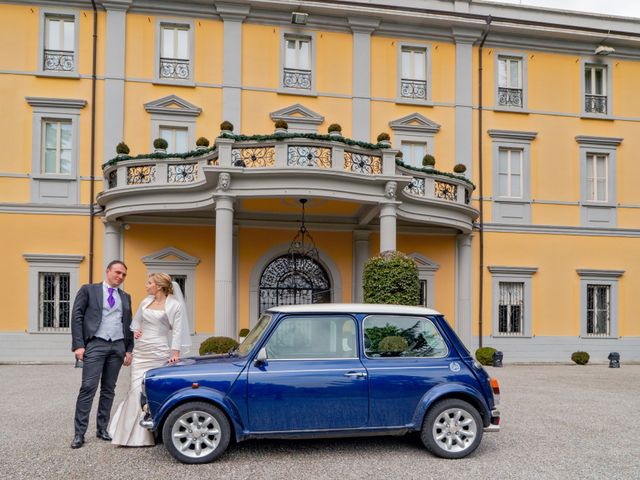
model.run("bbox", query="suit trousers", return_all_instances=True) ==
[73,338,125,436]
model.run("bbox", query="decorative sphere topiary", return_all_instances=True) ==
[571,351,590,365]
[196,136,210,147]
[199,336,239,356]
[239,328,250,337]
[153,137,168,150]
[376,132,391,142]
[116,142,130,155]
[328,123,342,133]
[379,336,408,356]
[453,163,467,173]
[274,119,289,130]
[363,251,420,305]
[220,120,234,132]
[475,346,497,366]
[395,151,403,158]
[422,154,436,167]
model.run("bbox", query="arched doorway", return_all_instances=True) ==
[258,254,331,314]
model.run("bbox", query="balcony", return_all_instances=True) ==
[43,49,75,72]
[497,87,523,108]
[585,94,607,114]
[159,57,190,80]
[400,79,427,100]
[283,68,312,90]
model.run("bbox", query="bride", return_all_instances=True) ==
[108,272,191,446]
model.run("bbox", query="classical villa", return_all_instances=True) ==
[1,0,639,362]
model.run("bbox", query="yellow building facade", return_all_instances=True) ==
[1,0,639,362]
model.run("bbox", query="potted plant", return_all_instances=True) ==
[220,121,234,134]
[153,137,168,153]
[274,119,288,134]
[422,154,436,168]
[196,137,210,151]
[376,132,391,146]
[116,142,130,157]
[453,163,467,174]
[328,123,342,138]
[571,351,590,365]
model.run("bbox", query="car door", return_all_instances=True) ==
[247,314,369,432]
[359,314,452,427]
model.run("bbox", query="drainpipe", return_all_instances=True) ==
[88,0,98,283]
[477,16,491,349]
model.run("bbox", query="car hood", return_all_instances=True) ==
[145,353,247,380]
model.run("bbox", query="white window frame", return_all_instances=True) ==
[497,148,524,199]
[401,141,427,168]
[41,119,73,175]
[494,52,527,111]
[38,272,72,332]
[279,30,316,95]
[389,113,440,166]
[154,19,195,86]
[489,266,537,338]
[396,42,432,105]
[580,58,612,118]
[38,8,80,78]
[585,153,609,203]
[577,269,623,339]
[159,125,189,154]
[23,254,83,334]
[497,281,525,336]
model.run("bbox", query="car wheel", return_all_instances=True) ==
[421,399,483,459]
[162,402,231,464]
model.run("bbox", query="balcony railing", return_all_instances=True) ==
[585,94,607,114]
[400,79,427,100]
[159,57,190,80]
[498,87,523,108]
[43,49,75,71]
[400,169,473,206]
[283,68,312,90]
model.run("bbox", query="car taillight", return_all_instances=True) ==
[490,377,500,404]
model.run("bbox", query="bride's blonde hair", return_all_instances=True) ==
[149,272,174,295]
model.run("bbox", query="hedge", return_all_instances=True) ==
[363,251,420,305]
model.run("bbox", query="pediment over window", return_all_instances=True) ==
[141,247,200,268]
[270,104,324,132]
[144,95,202,117]
[389,113,440,134]
[408,253,440,272]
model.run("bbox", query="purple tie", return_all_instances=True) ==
[107,288,115,309]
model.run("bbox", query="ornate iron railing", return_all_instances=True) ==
[434,180,458,202]
[405,177,425,196]
[288,146,331,168]
[232,147,276,168]
[283,68,312,90]
[498,87,523,107]
[400,79,426,100]
[127,165,156,185]
[344,152,382,175]
[43,49,75,71]
[108,170,117,189]
[585,95,607,114]
[159,57,190,80]
[168,163,198,183]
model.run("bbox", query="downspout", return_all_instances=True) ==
[89,0,98,283]
[477,16,491,349]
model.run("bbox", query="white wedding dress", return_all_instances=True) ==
[108,308,174,446]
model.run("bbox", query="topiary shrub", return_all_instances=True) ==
[239,328,250,337]
[422,154,436,167]
[378,336,408,356]
[363,251,420,305]
[153,137,168,150]
[196,136,210,147]
[395,151,403,159]
[199,336,239,356]
[571,351,590,365]
[220,120,234,132]
[453,163,467,173]
[376,132,390,142]
[274,119,288,130]
[328,123,342,133]
[475,346,497,366]
[116,142,130,155]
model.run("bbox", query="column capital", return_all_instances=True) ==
[451,27,483,44]
[379,202,398,217]
[348,17,380,34]
[216,2,251,22]
[101,0,133,11]
[353,230,372,242]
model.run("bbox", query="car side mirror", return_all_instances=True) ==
[254,347,268,366]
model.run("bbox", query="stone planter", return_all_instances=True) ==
[329,130,342,138]
[154,148,167,154]
[274,128,288,135]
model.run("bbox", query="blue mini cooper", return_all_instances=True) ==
[140,304,500,463]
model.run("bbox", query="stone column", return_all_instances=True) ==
[353,230,371,302]
[103,221,123,271]
[456,233,473,347]
[214,195,235,337]
[218,3,250,133]
[452,29,477,177]
[379,203,397,253]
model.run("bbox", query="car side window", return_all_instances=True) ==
[265,315,357,359]
[363,315,447,358]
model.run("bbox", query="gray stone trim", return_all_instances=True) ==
[270,104,324,133]
[493,50,528,111]
[488,129,537,141]
[102,220,123,271]
[23,253,84,333]
[143,95,202,117]
[389,113,440,134]
[154,17,195,86]
[279,28,317,96]
[221,6,246,133]
[455,234,472,346]
[454,40,473,176]
[577,269,622,339]
[350,17,376,141]
[0,203,91,215]
[25,98,86,109]
[489,265,537,338]
[396,41,432,105]
[37,6,80,78]
[575,136,623,147]
[352,230,371,303]
[484,223,640,238]
[576,269,624,278]
[580,56,613,119]
[215,2,251,21]
[408,252,439,309]
[144,95,201,151]
[577,137,618,227]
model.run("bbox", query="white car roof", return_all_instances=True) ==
[268,303,442,316]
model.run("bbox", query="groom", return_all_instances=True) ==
[70,260,134,449]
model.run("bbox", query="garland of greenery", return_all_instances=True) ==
[102,146,217,170]
[218,132,390,150]
[395,159,475,188]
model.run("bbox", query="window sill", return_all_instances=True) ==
[395,98,433,107]
[494,198,530,205]
[580,113,614,121]
[28,330,71,334]
[491,334,533,339]
[493,106,529,114]
[580,335,619,340]
[580,202,615,208]
[277,87,318,97]
[36,70,81,80]
[152,78,196,88]
[31,174,76,181]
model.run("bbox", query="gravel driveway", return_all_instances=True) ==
[0,363,638,480]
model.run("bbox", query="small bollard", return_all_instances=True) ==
[75,358,84,368]
[492,351,503,367]
[608,352,620,368]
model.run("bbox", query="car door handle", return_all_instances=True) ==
[344,371,367,378]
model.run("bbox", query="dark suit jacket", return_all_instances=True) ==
[71,283,134,352]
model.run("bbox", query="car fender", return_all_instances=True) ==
[154,386,246,441]
[411,382,491,428]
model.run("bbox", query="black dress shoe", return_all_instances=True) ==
[71,435,85,449]
[96,429,112,441]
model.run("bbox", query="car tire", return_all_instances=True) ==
[421,399,483,459]
[162,401,231,464]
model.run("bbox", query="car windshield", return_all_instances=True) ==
[236,314,272,355]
